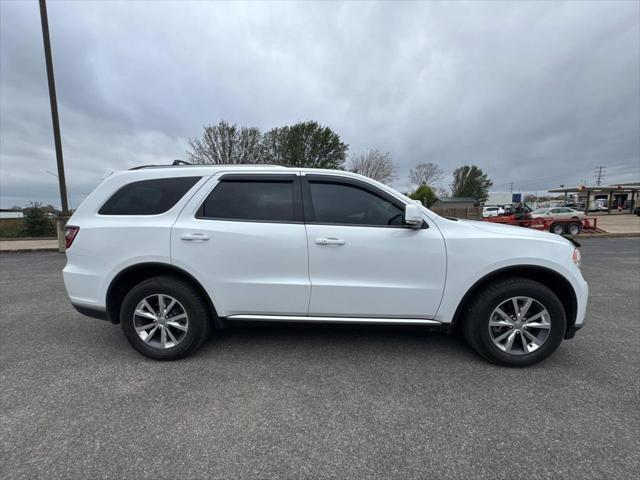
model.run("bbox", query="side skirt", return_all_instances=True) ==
[225,314,442,326]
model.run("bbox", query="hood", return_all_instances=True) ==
[461,219,571,243]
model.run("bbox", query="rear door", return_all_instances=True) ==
[171,173,310,317]
[302,175,446,318]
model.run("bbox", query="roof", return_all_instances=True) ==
[112,164,410,199]
[548,183,640,193]
[77,163,420,219]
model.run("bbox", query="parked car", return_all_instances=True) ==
[530,207,586,220]
[63,164,588,366]
[482,206,505,218]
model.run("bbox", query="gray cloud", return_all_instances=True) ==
[1,0,638,208]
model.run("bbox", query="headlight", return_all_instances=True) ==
[572,248,582,268]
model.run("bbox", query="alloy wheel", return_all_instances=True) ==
[133,294,189,349]
[488,296,551,355]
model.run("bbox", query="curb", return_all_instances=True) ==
[0,248,61,253]
[0,237,57,241]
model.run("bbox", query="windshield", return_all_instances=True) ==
[532,208,548,214]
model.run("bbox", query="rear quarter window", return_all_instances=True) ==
[98,177,201,215]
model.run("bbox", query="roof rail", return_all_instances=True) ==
[129,161,286,170]
[129,159,190,170]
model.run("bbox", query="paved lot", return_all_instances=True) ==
[590,213,640,234]
[1,238,639,479]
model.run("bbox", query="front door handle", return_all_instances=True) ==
[181,233,210,241]
[315,237,346,246]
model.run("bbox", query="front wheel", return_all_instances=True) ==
[120,275,211,360]
[462,278,566,366]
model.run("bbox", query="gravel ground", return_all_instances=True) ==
[1,238,639,479]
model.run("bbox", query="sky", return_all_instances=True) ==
[1,0,639,209]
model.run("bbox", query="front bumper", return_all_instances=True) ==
[566,266,588,339]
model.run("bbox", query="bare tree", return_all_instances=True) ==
[348,149,397,184]
[187,120,262,164]
[409,162,445,187]
[434,185,449,198]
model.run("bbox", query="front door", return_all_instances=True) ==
[302,175,446,318]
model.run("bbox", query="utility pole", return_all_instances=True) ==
[508,182,514,194]
[594,166,605,187]
[45,170,72,210]
[39,0,69,214]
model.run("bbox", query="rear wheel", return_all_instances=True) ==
[462,278,566,366]
[120,275,211,360]
[567,222,582,235]
[550,223,565,235]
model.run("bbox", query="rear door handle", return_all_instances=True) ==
[315,237,345,246]
[181,233,210,241]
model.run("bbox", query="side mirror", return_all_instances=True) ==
[404,203,423,228]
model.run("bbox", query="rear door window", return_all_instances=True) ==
[99,177,201,215]
[199,178,301,222]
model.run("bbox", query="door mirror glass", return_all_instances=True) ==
[404,204,422,228]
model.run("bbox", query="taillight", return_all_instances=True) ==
[65,225,79,249]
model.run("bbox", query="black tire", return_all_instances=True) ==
[567,222,581,235]
[120,275,211,360]
[550,223,565,235]
[461,278,566,366]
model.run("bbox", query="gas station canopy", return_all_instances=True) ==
[548,182,639,214]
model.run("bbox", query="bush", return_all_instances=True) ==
[23,202,56,237]
[0,218,26,238]
[409,185,438,208]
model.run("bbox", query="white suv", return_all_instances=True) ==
[63,164,588,366]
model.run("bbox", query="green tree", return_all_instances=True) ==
[260,121,348,169]
[409,185,438,207]
[450,165,493,204]
[187,120,262,164]
[23,202,55,237]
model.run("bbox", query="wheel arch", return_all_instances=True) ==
[451,265,577,334]
[105,262,219,326]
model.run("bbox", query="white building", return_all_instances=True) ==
[486,192,515,206]
[0,211,23,219]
